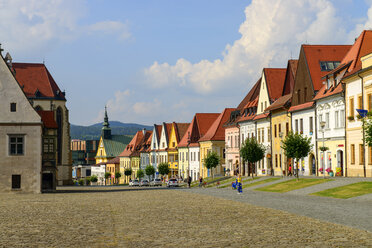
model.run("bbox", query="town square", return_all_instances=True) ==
[1,0,372,247]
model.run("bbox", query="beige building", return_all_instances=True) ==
[0,50,43,193]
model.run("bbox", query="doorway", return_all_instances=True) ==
[42,173,54,191]
[337,150,344,176]
[309,154,316,175]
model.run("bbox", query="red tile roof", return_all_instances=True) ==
[107,156,120,164]
[13,63,66,100]
[178,113,220,147]
[253,113,269,120]
[263,68,286,101]
[302,45,351,91]
[265,93,292,112]
[119,131,144,157]
[140,131,153,152]
[341,30,372,74]
[37,110,58,129]
[174,123,190,143]
[199,108,235,142]
[288,101,314,112]
[313,83,343,101]
[282,60,298,95]
[236,79,261,111]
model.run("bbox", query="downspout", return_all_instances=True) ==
[342,82,348,177]
[357,73,366,177]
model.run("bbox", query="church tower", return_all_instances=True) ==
[101,106,112,140]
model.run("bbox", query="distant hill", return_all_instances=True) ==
[70,121,152,140]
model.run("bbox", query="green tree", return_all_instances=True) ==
[158,163,170,179]
[240,137,265,178]
[145,165,155,181]
[204,151,220,179]
[104,172,111,185]
[281,131,312,179]
[90,175,98,183]
[124,168,133,181]
[137,169,145,180]
[115,172,121,184]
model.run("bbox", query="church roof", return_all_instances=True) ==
[12,63,66,100]
[103,135,130,158]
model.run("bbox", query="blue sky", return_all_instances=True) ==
[0,0,371,126]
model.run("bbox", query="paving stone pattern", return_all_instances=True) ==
[1,186,372,247]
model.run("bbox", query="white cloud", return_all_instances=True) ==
[0,0,131,56]
[144,0,349,94]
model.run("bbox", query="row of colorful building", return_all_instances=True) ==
[95,30,372,184]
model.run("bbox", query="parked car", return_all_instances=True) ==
[167,178,179,187]
[150,178,163,187]
[129,179,140,187]
[140,179,149,187]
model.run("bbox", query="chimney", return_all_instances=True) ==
[142,128,146,135]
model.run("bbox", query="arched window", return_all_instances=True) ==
[56,107,63,164]
[35,105,43,111]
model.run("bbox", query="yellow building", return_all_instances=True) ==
[167,122,189,177]
[199,108,234,178]
[344,31,372,177]
[106,157,120,185]
[95,108,129,165]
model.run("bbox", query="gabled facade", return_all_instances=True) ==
[150,124,162,173]
[179,113,219,180]
[199,108,235,178]
[13,62,73,186]
[343,30,372,177]
[0,51,43,193]
[266,60,298,176]
[166,122,189,177]
[157,123,172,175]
[140,130,152,176]
[289,44,350,176]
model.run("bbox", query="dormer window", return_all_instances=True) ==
[320,61,340,71]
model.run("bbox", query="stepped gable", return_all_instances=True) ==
[12,63,66,100]
[119,131,144,157]
[302,45,351,91]
[178,113,220,147]
[199,108,235,142]
[314,30,372,101]
[37,110,58,129]
[263,68,287,101]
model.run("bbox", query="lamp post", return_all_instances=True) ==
[279,131,284,177]
[320,121,326,179]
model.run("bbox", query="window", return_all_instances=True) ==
[304,87,307,101]
[286,122,289,136]
[335,111,339,128]
[369,147,372,165]
[340,109,345,127]
[43,138,54,153]
[275,154,278,168]
[360,144,365,165]
[300,119,303,134]
[279,154,282,168]
[274,125,277,138]
[309,117,313,133]
[9,135,24,155]
[258,129,261,143]
[261,102,263,112]
[298,89,301,103]
[242,134,244,144]
[261,129,264,143]
[198,152,200,161]
[278,123,281,134]
[172,142,175,147]
[12,175,21,189]
[265,101,267,110]
[295,120,298,133]
[326,113,330,129]
[358,95,363,109]
[319,114,323,124]
[268,127,271,142]
[320,61,340,71]
[10,103,16,112]
[368,94,372,112]
[351,144,355,164]
[162,142,165,148]
[349,98,354,117]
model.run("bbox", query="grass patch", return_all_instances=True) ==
[255,178,332,193]
[242,178,280,189]
[310,182,372,199]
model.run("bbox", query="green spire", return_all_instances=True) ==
[102,106,111,139]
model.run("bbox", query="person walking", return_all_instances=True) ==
[288,164,292,176]
[237,174,243,194]
[199,177,203,188]
[188,176,192,188]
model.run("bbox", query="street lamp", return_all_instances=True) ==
[279,131,284,177]
[320,121,326,179]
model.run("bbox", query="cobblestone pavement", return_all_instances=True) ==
[1,187,372,247]
[183,177,372,233]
